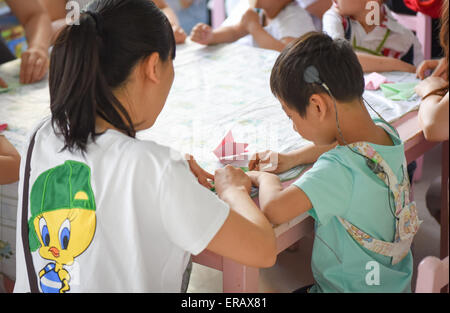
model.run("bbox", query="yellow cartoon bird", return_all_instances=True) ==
[28,161,96,293]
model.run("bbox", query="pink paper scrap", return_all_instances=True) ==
[213,130,249,163]
[365,72,390,90]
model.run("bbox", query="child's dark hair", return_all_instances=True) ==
[50,0,176,152]
[270,32,364,117]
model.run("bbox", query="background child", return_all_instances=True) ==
[245,32,419,292]
[322,0,423,73]
[190,0,316,51]
[13,0,276,293]
[40,0,188,44]
[0,133,20,185]
[0,0,52,87]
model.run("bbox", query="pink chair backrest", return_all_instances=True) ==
[416,256,449,293]
[391,12,433,60]
[211,0,226,29]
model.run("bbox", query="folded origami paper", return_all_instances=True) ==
[365,72,390,90]
[213,130,249,163]
[0,123,7,132]
[380,82,418,101]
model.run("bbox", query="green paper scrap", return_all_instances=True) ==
[380,82,418,101]
[0,86,12,94]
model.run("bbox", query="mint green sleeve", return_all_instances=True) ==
[293,152,354,226]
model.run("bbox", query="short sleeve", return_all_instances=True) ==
[292,151,353,226]
[275,6,317,39]
[322,8,345,39]
[158,157,230,255]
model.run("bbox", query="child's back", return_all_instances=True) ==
[190,0,316,51]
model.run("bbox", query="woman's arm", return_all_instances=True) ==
[7,0,52,84]
[207,166,277,268]
[0,135,21,185]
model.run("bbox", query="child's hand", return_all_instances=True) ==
[240,9,261,33]
[20,46,49,84]
[248,150,292,174]
[185,154,214,189]
[214,165,252,199]
[172,24,187,44]
[190,23,214,45]
[415,76,448,98]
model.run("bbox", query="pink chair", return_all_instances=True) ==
[415,256,449,293]
[211,0,226,29]
[391,12,432,60]
[391,12,433,182]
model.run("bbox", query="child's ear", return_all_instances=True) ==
[308,94,329,121]
[142,52,161,84]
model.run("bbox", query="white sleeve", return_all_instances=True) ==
[296,0,317,9]
[276,6,317,39]
[412,35,425,66]
[322,8,345,39]
[158,157,230,255]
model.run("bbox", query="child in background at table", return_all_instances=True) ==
[13,0,276,293]
[246,32,420,292]
[322,0,423,73]
[0,134,20,185]
[40,0,187,44]
[190,0,316,52]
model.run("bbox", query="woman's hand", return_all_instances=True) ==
[19,45,49,84]
[214,165,252,200]
[185,154,214,189]
[415,76,448,98]
[248,150,292,174]
[0,77,7,88]
[416,58,448,80]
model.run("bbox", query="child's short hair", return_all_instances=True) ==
[270,32,365,117]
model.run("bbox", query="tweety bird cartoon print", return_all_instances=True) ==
[28,161,96,293]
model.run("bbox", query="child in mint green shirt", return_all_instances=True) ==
[245,32,420,293]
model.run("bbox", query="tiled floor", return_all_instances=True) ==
[187,144,444,293]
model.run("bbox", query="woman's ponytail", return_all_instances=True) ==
[49,0,175,152]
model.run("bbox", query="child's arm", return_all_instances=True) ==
[247,171,312,225]
[207,166,277,268]
[153,0,187,44]
[0,135,21,185]
[241,9,291,52]
[190,23,248,45]
[7,0,52,84]
[304,0,332,19]
[248,143,337,173]
[356,52,416,73]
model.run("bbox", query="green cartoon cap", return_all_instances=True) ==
[28,161,96,252]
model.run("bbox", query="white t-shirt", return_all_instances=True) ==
[223,2,316,48]
[322,5,424,66]
[14,119,230,293]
